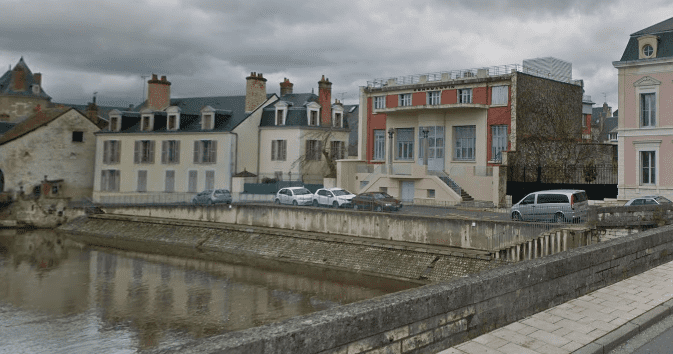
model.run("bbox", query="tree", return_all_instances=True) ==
[290,127,347,181]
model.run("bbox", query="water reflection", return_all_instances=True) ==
[0,229,417,353]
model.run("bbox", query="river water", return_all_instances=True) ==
[0,229,417,353]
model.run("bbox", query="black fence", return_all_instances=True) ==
[507,164,618,203]
[244,181,324,194]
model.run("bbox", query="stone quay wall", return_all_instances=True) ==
[151,224,673,354]
[100,204,551,252]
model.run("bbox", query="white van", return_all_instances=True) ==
[511,190,589,222]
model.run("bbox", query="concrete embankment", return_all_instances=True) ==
[58,214,505,284]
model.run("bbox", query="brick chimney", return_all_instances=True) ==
[318,75,332,126]
[33,73,41,86]
[245,72,267,112]
[147,74,171,111]
[280,78,293,96]
[86,102,99,125]
[11,65,26,91]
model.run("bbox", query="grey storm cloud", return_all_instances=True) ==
[0,0,670,108]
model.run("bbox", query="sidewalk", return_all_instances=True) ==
[440,259,673,354]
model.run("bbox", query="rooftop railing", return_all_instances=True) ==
[366,63,581,89]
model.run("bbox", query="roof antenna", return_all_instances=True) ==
[602,92,607,103]
[338,92,347,101]
[93,92,98,104]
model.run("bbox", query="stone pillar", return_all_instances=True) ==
[563,230,568,251]
[533,239,538,259]
[551,234,556,254]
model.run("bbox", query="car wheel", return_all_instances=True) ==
[332,201,339,208]
[313,200,319,207]
[353,204,359,211]
[275,199,280,204]
[292,200,298,206]
[512,212,522,221]
[554,212,565,223]
[375,205,382,212]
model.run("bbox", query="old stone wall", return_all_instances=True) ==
[0,109,98,200]
[150,223,673,354]
[101,204,551,252]
[0,96,50,122]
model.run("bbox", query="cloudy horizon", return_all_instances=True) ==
[1,0,670,110]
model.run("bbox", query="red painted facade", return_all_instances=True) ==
[486,86,512,164]
[473,87,488,105]
[386,95,398,108]
[441,90,457,105]
[412,92,425,106]
[366,96,387,162]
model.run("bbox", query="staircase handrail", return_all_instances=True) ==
[428,170,462,196]
[360,164,385,189]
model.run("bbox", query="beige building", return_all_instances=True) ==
[92,73,277,203]
[0,107,101,200]
[258,76,352,184]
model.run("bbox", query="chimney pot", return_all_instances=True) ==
[151,73,158,81]
[161,75,167,82]
[33,73,42,86]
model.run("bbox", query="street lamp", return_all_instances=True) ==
[422,128,429,166]
[388,128,394,175]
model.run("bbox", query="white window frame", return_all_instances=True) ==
[396,128,414,160]
[103,140,121,164]
[399,93,411,107]
[201,114,214,130]
[168,114,179,130]
[373,129,385,161]
[134,140,155,164]
[454,125,476,161]
[634,77,660,129]
[141,114,153,132]
[306,140,322,161]
[491,125,507,163]
[276,108,286,125]
[640,92,656,128]
[308,109,319,126]
[458,89,472,104]
[194,140,217,164]
[271,140,287,161]
[427,91,441,105]
[330,141,345,160]
[491,86,508,106]
[374,96,386,110]
[161,140,180,164]
[109,116,120,131]
[101,169,120,192]
[634,140,660,186]
[332,111,343,128]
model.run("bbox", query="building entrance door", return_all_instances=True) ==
[400,181,415,202]
[418,126,445,171]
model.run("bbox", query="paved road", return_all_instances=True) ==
[609,313,673,354]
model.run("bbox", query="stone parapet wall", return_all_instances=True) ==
[155,224,673,354]
[100,204,551,252]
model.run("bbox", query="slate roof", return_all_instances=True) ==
[620,17,673,62]
[0,107,97,145]
[0,57,51,100]
[599,116,618,143]
[99,94,276,134]
[0,122,16,136]
[55,102,130,121]
[260,93,322,127]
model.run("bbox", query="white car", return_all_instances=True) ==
[274,187,313,206]
[312,188,356,208]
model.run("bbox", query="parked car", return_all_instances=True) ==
[191,189,232,205]
[351,192,403,212]
[624,196,673,206]
[312,188,356,208]
[511,190,589,222]
[274,187,313,206]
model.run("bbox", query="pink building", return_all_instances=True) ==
[613,17,673,200]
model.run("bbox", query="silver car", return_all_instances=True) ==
[511,190,589,222]
[624,196,673,206]
[191,189,233,205]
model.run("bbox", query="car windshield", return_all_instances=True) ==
[655,196,673,204]
[294,189,312,195]
[214,190,229,194]
[332,189,350,196]
[373,193,391,199]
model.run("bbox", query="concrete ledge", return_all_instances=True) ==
[594,322,639,353]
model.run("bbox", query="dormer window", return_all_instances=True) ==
[637,35,658,59]
[202,114,214,130]
[275,110,285,125]
[141,115,153,131]
[32,85,40,95]
[309,110,319,126]
[166,106,181,131]
[168,115,178,130]
[109,116,120,131]
[333,112,343,128]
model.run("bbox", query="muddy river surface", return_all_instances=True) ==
[0,228,417,353]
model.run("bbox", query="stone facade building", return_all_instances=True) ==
[0,57,51,123]
[0,107,101,200]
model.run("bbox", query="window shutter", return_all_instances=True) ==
[175,141,180,164]
[211,140,217,163]
[134,141,140,164]
[101,171,108,191]
[103,141,110,164]
[149,141,155,164]
[305,140,310,160]
[162,141,167,164]
[194,141,200,163]
[282,140,286,161]
[114,170,120,191]
[271,140,277,161]
[318,140,322,160]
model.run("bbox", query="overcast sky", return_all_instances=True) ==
[1,0,671,110]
